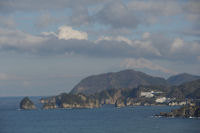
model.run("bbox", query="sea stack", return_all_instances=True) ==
[20,97,36,110]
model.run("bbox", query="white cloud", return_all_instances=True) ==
[170,38,184,53]
[43,26,88,40]
[41,31,57,37]
[95,36,132,45]
[0,26,199,62]
[133,40,161,56]
[120,58,177,74]
[170,38,200,56]
[96,34,161,56]
[57,26,88,40]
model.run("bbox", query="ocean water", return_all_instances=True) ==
[0,97,200,133]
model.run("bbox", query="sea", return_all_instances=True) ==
[0,97,200,133]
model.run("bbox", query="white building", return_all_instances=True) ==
[155,97,166,103]
[140,91,154,98]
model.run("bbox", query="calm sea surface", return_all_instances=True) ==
[0,97,200,133]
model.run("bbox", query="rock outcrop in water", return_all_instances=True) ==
[157,105,200,118]
[41,93,100,109]
[20,97,36,110]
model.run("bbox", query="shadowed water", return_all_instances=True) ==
[0,97,199,133]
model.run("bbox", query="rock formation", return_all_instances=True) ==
[40,93,101,109]
[115,98,126,107]
[157,105,200,118]
[42,103,57,110]
[20,97,36,110]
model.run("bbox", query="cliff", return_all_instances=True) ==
[41,93,100,109]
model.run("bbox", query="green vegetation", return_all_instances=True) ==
[167,73,200,85]
[71,69,168,95]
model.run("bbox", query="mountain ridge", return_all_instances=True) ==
[167,73,200,85]
[70,69,168,95]
[71,69,200,95]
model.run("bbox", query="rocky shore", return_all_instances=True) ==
[156,105,200,118]
[40,93,101,109]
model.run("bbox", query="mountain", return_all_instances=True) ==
[70,69,168,95]
[178,79,200,99]
[167,73,200,85]
[167,79,200,99]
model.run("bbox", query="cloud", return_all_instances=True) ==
[142,32,150,39]
[0,26,199,63]
[92,0,184,28]
[95,1,139,28]
[42,25,88,40]
[178,29,200,37]
[0,28,46,47]
[0,0,109,13]
[170,38,184,53]
[69,6,92,26]
[57,26,88,40]
[1,0,200,36]
[120,58,177,74]
[95,35,161,57]
[127,0,182,16]
[0,16,16,28]
[35,13,61,28]
[169,38,200,58]
[95,36,132,45]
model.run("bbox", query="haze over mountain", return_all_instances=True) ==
[167,73,200,85]
[70,69,168,95]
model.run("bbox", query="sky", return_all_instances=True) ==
[0,0,200,97]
